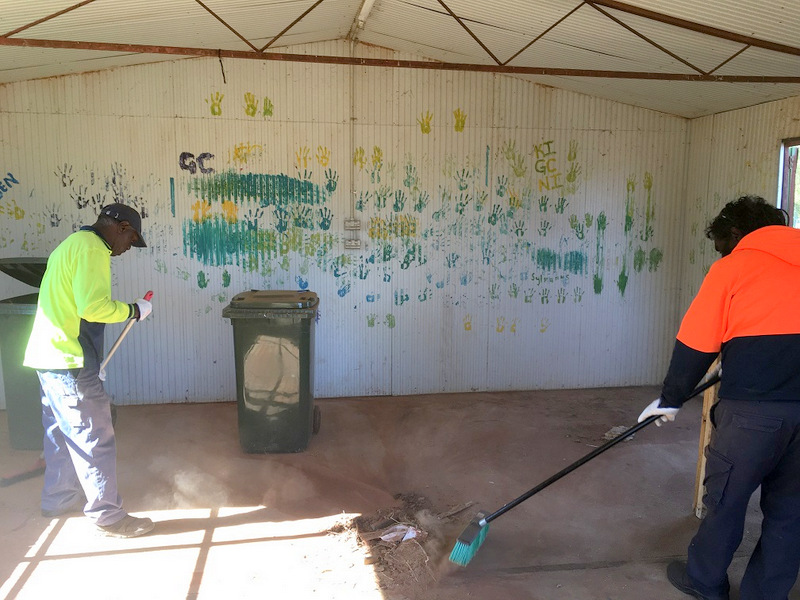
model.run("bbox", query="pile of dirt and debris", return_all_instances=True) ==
[345,492,475,598]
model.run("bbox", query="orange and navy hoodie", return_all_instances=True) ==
[660,225,800,407]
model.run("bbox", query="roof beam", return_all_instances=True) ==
[1,36,798,82]
[262,0,325,51]
[193,0,259,53]
[437,0,501,65]
[589,0,800,57]
[586,1,707,75]
[2,0,98,38]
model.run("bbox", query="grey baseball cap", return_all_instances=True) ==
[100,203,146,248]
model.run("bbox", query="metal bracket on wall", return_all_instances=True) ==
[344,239,361,249]
[344,218,361,230]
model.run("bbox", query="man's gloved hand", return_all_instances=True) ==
[637,398,680,426]
[135,298,152,321]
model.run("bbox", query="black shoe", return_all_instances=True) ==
[96,514,154,538]
[667,561,729,600]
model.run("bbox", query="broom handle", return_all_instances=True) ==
[99,290,153,375]
[484,374,721,524]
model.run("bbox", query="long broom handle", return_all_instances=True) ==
[483,373,721,525]
[99,290,153,376]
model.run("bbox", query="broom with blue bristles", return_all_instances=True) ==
[449,372,721,566]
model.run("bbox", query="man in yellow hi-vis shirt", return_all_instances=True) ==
[24,203,154,538]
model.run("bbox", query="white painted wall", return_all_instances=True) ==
[0,41,697,405]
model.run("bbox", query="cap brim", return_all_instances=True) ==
[133,233,147,248]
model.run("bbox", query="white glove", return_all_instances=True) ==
[135,298,152,321]
[637,398,680,426]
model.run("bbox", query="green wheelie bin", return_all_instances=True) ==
[222,290,319,453]
[0,258,47,450]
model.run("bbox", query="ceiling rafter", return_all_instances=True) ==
[707,45,750,76]
[193,0,259,53]
[1,0,98,38]
[502,3,583,66]
[0,35,798,82]
[262,0,326,51]
[0,0,798,88]
[590,0,800,57]
[437,0,502,65]
[585,1,708,75]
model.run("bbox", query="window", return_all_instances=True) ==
[779,138,800,227]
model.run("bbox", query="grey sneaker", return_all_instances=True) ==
[97,514,154,538]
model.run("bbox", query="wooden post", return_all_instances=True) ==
[693,359,721,519]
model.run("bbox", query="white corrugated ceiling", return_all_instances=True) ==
[0,0,798,118]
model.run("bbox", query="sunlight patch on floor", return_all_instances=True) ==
[3,507,384,600]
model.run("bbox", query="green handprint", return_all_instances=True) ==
[393,190,406,212]
[244,92,258,117]
[356,191,370,212]
[324,169,338,193]
[539,195,549,212]
[502,140,517,161]
[488,204,503,226]
[538,220,552,237]
[496,175,508,197]
[634,246,646,272]
[511,153,527,177]
[317,207,333,230]
[455,169,469,191]
[206,91,224,116]
[404,164,418,190]
[568,139,578,162]
[414,191,429,213]
[566,162,581,183]
[455,193,470,215]
[569,214,585,240]
[375,186,389,209]
[262,97,274,117]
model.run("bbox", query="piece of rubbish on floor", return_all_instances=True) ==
[603,425,635,441]
[378,524,425,543]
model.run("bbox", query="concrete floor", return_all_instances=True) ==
[1,387,798,600]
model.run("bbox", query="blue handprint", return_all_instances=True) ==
[317,207,333,230]
[324,169,338,193]
[393,190,406,212]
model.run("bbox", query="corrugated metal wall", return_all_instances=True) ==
[681,96,800,308]
[0,41,695,406]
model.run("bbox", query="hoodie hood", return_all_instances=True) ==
[733,225,800,267]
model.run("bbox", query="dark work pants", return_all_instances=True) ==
[687,398,800,600]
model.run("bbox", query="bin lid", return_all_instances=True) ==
[228,290,319,310]
[0,257,48,288]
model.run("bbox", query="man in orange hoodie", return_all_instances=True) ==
[638,195,800,600]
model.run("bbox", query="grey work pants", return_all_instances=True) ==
[37,369,125,526]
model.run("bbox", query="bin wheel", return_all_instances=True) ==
[313,405,321,435]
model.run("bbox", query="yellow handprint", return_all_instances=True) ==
[417,110,433,134]
[453,108,467,132]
